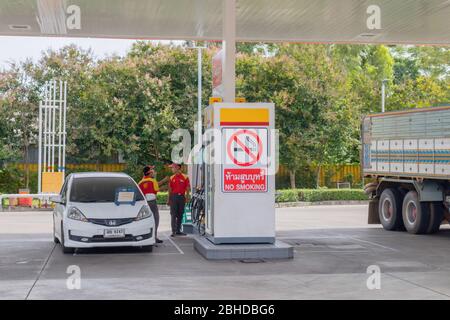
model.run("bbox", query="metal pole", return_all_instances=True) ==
[52,80,56,172]
[45,82,49,173]
[58,80,62,174]
[47,81,51,173]
[49,81,52,173]
[43,83,48,173]
[62,81,67,183]
[38,102,42,194]
[197,46,203,147]
[381,80,386,113]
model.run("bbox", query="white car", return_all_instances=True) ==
[51,172,155,254]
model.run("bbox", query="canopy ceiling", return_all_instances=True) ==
[0,0,449,44]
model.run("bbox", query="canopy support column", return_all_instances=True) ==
[222,0,236,103]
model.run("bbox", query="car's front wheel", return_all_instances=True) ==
[60,222,74,254]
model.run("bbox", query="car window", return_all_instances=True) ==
[69,177,144,203]
[60,177,69,200]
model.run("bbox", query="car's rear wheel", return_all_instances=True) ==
[402,191,430,234]
[427,202,444,234]
[60,222,74,254]
[141,245,153,252]
[378,188,404,231]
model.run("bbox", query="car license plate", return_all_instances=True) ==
[104,228,125,238]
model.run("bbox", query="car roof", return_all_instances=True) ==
[71,172,131,179]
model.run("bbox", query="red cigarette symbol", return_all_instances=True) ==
[227,129,262,167]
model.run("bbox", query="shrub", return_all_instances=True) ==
[156,189,367,205]
[0,167,25,194]
[298,189,367,202]
[276,189,299,202]
[157,192,169,205]
[276,188,368,202]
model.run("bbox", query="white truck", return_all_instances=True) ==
[362,105,450,234]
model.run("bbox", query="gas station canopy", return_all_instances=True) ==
[0,0,449,45]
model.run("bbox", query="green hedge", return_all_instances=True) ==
[1,189,366,208]
[157,189,367,204]
[275,189,300,202]
[276,189,368,202]
[157,192,169,205]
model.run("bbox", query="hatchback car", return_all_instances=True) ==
[51,172,155,254]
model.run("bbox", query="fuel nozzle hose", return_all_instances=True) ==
[189,188,205,224]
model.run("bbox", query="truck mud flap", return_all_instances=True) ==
[368,199,380,224]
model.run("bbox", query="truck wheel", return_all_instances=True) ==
[402,191,430,234]
[379,188,403,231]
[426,202,444,234]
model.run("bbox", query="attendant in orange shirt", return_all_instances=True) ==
[138,165,163,244]
[168,163,190,237]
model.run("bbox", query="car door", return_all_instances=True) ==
[54,176,70,238]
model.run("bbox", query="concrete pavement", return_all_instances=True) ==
[0,206,449,300]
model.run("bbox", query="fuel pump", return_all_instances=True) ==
[202,102,276,244]
[189,148,206,235]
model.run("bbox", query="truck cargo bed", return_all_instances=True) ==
[362,106,450,179]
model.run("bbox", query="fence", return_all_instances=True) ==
[14,163,361,187]
[276,164,361,188]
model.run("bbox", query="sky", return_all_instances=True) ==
[0,36,139,69]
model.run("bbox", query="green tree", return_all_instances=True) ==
[0,72,20,165]
[388,46,449,110]
[331,44,394,115]
[27,45,97,164]
[81,55,179,166]
[0,62,40,188]
[407,46,450,80]
[388,76,449,109]
[1,41,447,192]
[237,44,358,187]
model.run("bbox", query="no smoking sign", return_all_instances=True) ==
[224,128,268,167]
[222,128,268,193]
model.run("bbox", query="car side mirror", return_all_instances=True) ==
[50,195,64,204]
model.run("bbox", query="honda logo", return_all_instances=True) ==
[107,220,117,226]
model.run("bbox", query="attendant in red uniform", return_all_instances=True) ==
[168,163,190,237]
[138,165,163,244]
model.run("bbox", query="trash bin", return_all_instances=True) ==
[182,205,195,234]
[8,197,18,207]
[18,189,32,207]
[182,205,193,224]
